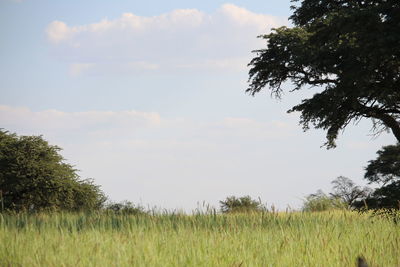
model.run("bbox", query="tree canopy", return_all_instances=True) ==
[365,143,400,185]
[0,130,106,212]
[248,0,400,148]
[362,143,400,209]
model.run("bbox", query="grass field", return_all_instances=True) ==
[1,210,399,266]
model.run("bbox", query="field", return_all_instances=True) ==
[1,210,399,266]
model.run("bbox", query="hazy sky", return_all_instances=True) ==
[0,0,396,211]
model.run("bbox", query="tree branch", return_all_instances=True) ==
[356,102,400,142]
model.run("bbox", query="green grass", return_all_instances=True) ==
[0,210,399,266]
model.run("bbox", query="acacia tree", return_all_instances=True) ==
[330,176,371,206]
[0,130,106,212]
[248,0,400,148]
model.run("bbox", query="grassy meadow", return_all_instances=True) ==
[1,210,399,267]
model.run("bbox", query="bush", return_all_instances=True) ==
[219,196,265,213]
[105,201,146,215]
[303,190,348,212]
[0,129,106,212]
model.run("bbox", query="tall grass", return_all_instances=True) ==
[0,210,399,266]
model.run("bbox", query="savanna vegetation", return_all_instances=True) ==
[1,210,399,267]
[1,129,399,266]
[1,0,400,266]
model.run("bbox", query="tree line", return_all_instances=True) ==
[0,129,398,213]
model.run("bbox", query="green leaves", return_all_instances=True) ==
[248,0,400,147]
[347,143,400,210]
[0,130,106,212]
[219,196,265,213]
[365,143,400,185]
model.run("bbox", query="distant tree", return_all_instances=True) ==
[330,176,371,206]
[219,196,265,213]
[359,144,400,209]
[0,130,106,212]
[247,0,400,148]
[302,190,348,212]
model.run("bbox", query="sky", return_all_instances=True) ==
[0,0,397,211]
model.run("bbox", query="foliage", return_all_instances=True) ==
[356,181,400,210]
[355,144,400,209]
[330,176,371,206]
[1,211,399,266]
[247,0,400,148]
[365,181,400,209]
[219,195,265,213]
[365,143,400,185]
[105,200,146,215]
[0,130,106,212]
[302,190,348,212]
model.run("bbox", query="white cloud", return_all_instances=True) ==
[0,105,162,136]
[219,4,279,28]
[69,63,94,76]
[46,4,286,75]
[46,21,71,44]
[0,105,291,143]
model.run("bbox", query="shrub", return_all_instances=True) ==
[303,190,348,212]
[105,201,146,215]
[0,129,106,212]
[220,196,265,213]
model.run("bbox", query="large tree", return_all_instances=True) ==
[0,130,106,212]
[248,0,400,148]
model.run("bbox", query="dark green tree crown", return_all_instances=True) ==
[248,0,400,148]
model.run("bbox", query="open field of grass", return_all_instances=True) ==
[1,210,399,266]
